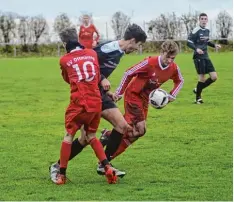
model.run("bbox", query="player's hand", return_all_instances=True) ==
[101,78,111,91]
[196,48,204,54]
[107,92,122,102]
[167,94,176,103]
[215,44,221,49]
[92,41,97,47]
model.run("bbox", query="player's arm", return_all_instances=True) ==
[208,40,215,48]
[187,27,198,51]
[115,59,150,98]
[93,25,100,43]
[207,37,221,49]
[168,66,184,102]
[100,75,111,91]
[78,26,82,42]
[60,66,70,84]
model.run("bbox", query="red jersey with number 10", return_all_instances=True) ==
[60,48,101,112]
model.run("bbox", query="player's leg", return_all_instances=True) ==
[51,105,86,184]
[203,59,217,89]
[105,101,147,161]
[100,93,132,159]
[111,106,148,160]
[56,133,74,185]
[100,93,131,147]
[111,120,147,160]
[49,127,88,182]
[84,112,117,184]
[193,59,206,104]
[97,94,131,177]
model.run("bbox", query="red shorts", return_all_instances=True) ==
[65,103,101,135]
[124,101,148,125]
[80,41,93,49]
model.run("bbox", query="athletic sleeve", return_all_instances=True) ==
[169,65,184,98]
[115,59,150,96]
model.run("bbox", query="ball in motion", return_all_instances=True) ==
[149,89,169,109]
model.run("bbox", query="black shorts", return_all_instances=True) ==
[99,86,117,111]
[193,58,216,74]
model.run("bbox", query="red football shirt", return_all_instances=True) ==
[60,48,101,112]
[78,24,100,49]
[115,56,184,104]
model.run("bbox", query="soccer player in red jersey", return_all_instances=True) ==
[102,40,184,166]
[78,14,100,49]
[54,28,116,185]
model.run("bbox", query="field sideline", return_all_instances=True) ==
[0,52,232,201]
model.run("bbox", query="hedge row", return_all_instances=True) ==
[0,40,232,57]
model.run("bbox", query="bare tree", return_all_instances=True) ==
[0,12,16,52]
[180,11,199,36]
[111,11,130,40]
[216,10,233,44]
[148,13,182,40]
[30,15,48,51]
[18,16,31,51]
[54,13,72,35]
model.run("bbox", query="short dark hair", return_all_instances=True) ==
[199,13,208,19]
[123,23,147,43]
[59,27,78,43]
[59,27,84,52]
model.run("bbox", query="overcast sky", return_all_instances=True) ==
[1,0,233,39]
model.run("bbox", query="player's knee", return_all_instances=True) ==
[114,122,130,134]
[78,135,88,146]
[139,127,146,137]
[85,133,96,143]
[63,133,74,143]
[211,75,218,81]
[199,77,206,82]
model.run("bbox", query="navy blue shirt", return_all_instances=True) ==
[187,26,215,59]
[94,41,124,79]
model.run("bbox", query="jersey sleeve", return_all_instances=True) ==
[78,26,82,42]
[187,27,199,50]
[169,65,184,98]
[60,58,70,84]
[93,25,100,42]
[115,58,150,96]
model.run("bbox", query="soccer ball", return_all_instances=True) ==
[149,89,169,109]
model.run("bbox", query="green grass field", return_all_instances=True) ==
[0,52,232,201]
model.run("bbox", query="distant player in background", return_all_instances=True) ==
[187,13,221,104]
[78,13,100,48]
[53,28,117,185]
[100,40,184,168]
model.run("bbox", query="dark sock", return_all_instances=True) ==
[105,129,124,161]
[58,138,84,164]
[203,78,214,89]
[101,159,109,167]
[196,81,204,99]
[60,167,66,175]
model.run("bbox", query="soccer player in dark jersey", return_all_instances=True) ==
[54,28,117,185]
[187,13,221,104]
[49,24,147,182]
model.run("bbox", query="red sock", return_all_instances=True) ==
[60,140,72,169]
[89,137,107,162]
[111,138,130,160]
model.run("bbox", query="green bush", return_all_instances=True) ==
[0,40,232,58]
